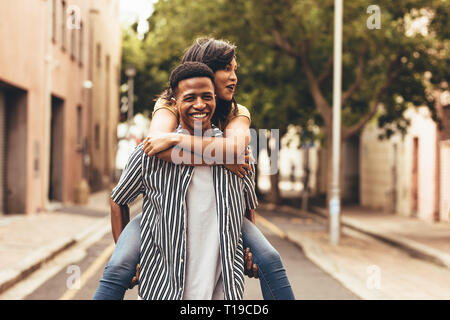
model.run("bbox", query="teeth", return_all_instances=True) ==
[191,113,207,118]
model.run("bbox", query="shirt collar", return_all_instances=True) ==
[175,124,222,137]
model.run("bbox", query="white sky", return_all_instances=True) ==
[119,0,157,35]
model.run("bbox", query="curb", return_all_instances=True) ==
[258,203,450,299]
[256,205,389,299]
[0,199,142,295]
[0,217,107,295]
[309,206,450,270]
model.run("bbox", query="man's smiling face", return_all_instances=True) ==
[174,77,216,135]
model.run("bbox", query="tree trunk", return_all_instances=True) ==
[254,140,262,198]
[267,131,281,204]
[301,147,310,212]
[269,172,281,204]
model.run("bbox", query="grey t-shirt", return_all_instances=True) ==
[182,166,224,300]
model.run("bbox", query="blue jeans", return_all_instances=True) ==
[93,213,295,300]
[242,217,295,300]
[93,214,141,300]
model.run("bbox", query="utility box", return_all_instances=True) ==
[74,179,90,205]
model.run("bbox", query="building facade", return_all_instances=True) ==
[360,98,450,222]
[0,0,121,214]
[315,137,360,204]
[438,95,450,222]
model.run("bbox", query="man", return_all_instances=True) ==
[110,62,258,300]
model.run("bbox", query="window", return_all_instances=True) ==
[61,1,66,50]
[76,106,83,150]
[95,124,100,150]
[79,21,83,66]
[106,55,110,75]
[70,12,76,60]
[52,0,57,42]
[96,43,102,68]
[68,5,81,60]
[444,106,450,140]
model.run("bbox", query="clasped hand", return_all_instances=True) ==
[143,133,179,157]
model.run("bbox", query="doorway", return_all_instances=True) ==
[49,96,64,202]
[0,84,27,214]
[391,143,398,213]
[411,137,419,216]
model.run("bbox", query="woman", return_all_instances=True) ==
[93,38,295,300]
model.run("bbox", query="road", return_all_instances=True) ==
[6,210,357,300]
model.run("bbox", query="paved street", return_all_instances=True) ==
[2,191,449,300]
[8,211,357,300]
[1,0,449,307]
[243,221,357,300]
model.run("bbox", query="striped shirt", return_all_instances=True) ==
[111,126,258,300]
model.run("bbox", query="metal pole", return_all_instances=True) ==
[125,65,135,136]
[329,0,343,245]
[127,77,134,133]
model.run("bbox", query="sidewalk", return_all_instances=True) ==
[257,203,450,300]
[311,205,450,269]
[2,193,450,299]
[0,191,142,295]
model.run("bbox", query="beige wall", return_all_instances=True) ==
[0,90,4,213]
[1,0,47,214]
[51,0,90,205]
[315,138,360,203]
[87,0,121,191]
[440,140,450,222]
[360,107,438,222]
[0,0,121,214]
[440,103,450,222]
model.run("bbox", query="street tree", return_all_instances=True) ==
[125,0,449,203]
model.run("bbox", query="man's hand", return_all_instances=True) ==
[129,264,140,289]
[224,163,251,178]
[110,199,130,243]
[143,133,179,157]
[246,209,256,224]
[224,149,253,178]
[244,248,259,278]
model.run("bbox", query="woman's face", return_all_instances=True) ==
[214,58,238,102]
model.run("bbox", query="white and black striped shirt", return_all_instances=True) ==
[111,126,258,300]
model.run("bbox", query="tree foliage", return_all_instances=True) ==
[117,0,448,202]
[121,0,449,144]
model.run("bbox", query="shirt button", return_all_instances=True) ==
[180,258,184,263]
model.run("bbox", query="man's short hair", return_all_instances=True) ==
[168,62,215,99]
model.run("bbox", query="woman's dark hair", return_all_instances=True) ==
[181,38,238,127]
[182,38,236,73]
[159,38,239,128]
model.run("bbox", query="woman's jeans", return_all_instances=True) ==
[92,214,141,300]
[241,216,295,300]
[93,213,295,300]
